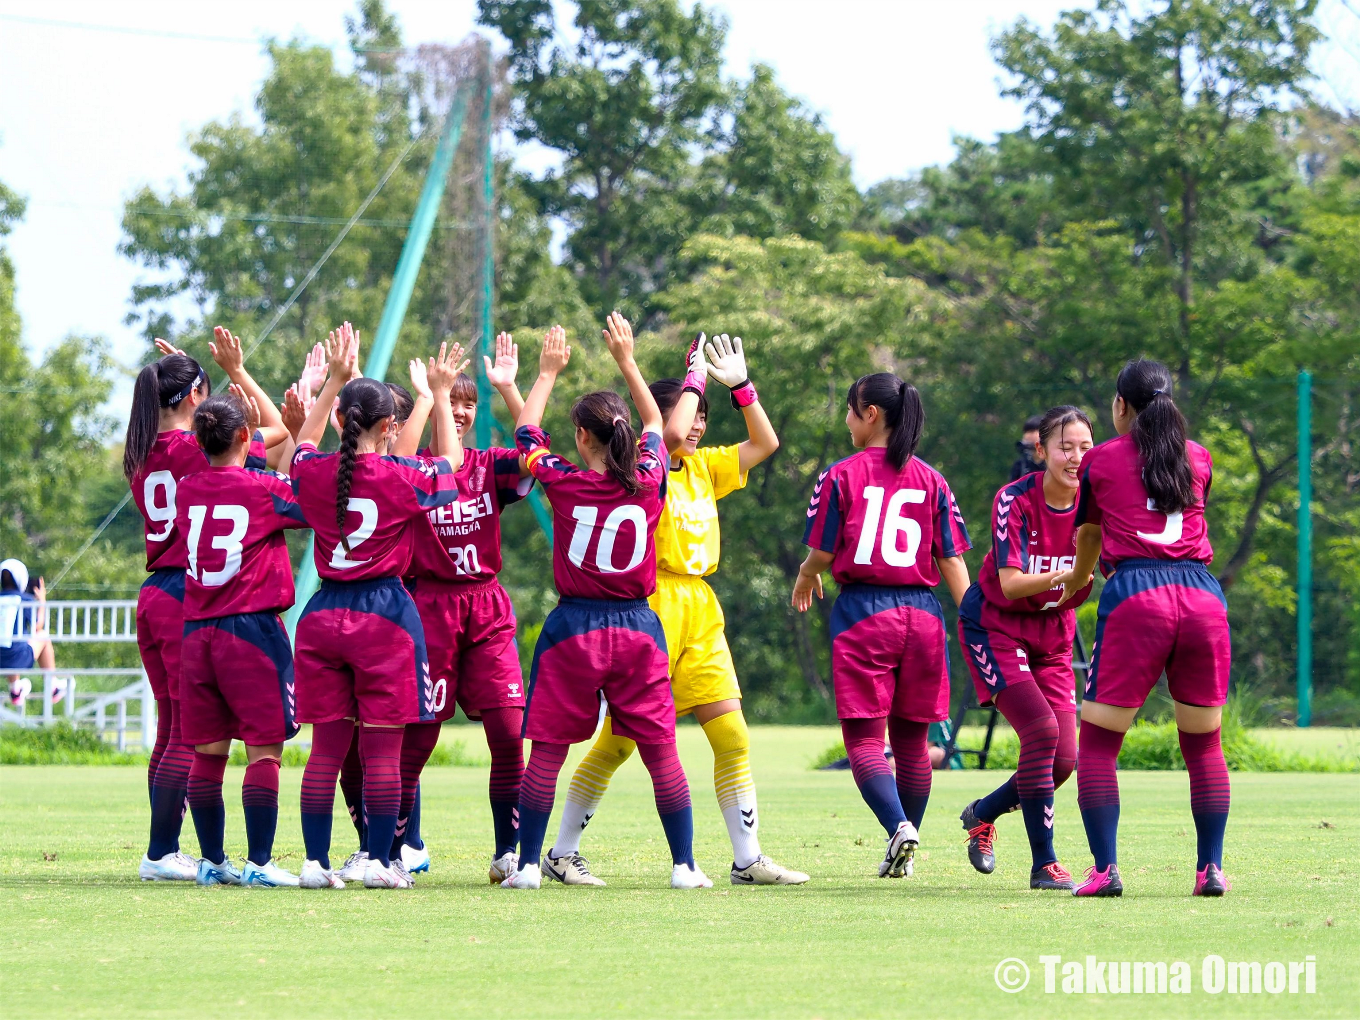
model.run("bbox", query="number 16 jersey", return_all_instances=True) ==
[803,447,971,587]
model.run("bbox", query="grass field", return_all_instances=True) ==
[1,726,1356,1018]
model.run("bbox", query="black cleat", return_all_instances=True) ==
[1030,861,1076,890]
[960,800,996,874]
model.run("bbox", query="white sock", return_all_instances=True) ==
[721,798,762,870]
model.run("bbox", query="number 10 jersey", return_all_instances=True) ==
[803,447,971,588]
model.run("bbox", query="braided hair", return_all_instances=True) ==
[335,378,395,551]
[572,390,641,495]
[847,372,924,471]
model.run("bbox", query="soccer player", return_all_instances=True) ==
[1055,359,1230,898]
[546,333,807,887]
[956,405,1095,891]
[177,389,309,887]
[289,325,466,890]
[500,316,707,891]
[794,373,971,878]
[126,329,285,881]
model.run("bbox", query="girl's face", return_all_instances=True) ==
[845,402,881,449]
[452,397,478,438]
[666,406,707,457]
[1044,420,1093,491]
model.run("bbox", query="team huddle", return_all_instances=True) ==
[124,310,1231,897]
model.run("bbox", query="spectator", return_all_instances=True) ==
[1,559,61,708]
[1009,414,1046,481]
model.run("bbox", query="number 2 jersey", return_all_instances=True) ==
[803,447,971,587]
[407,447,532,584]
[1075,433,1214,569]
[131,428,271,572]
[176,465,308,621]
[977,471,1093,613]
[290,442,462,582]
[515,424,667,600]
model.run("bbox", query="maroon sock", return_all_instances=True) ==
[481,707,524,858]
[148,697,174,804]
[1179,727,1230,869]
[187,751,229,864]
[887,716,932,830]
[637,740,691,815]
[1053,710,1077,790]
[995,684,1059,801]
[396,721,441,854]
[841,717,905,835]
[242,756,281,866]
[147,701,192,859]
[1076,719,1125,870]
[338,728,365,845]
[299,718,354,869]
[517,741,569,866]
[359,726,404,867]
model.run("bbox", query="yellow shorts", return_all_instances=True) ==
[649,572,741,715]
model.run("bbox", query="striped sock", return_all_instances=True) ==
[518,741,569,868]
[299,718,354,870]
[1076,719,1125,871]
[394,721,440,858]
[702,711,761,868]
[360,726,404,868]
[1179,727,1230,869]
[242,756,280,866]
[887,716,932,831]
[147,703,192,860]
[552,717,635,857]
[997,683,1060,868]
[338,728,366,850]
[187,752,229,865]
[638,741,693,867]
[842,717,905,836]
[482,708,524,858]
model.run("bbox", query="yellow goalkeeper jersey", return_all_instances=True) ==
[654,444,747,577]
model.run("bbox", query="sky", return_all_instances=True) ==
[3,0,1360,402]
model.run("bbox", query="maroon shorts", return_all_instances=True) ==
[1086,559,1231,708]
[293,578,433,727]
[137,569,186,701]
[957,584,1077,714]
[412,577,524,722]
[524,597,674,745]
[180,611,298,746]
[829,584,950,722]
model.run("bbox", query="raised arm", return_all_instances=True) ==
[426,342,469,472]
[296,323,357,450]
[602,311,661,435]
[662,333,705,455]
[391,357,435,458]
[705,333,778,473]
[485,332,526,423]
[211,327,288,448]
[517,325,570,432]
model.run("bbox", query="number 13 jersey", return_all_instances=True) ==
[803,447,971,587]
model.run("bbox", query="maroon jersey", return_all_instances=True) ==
[177,466,308,621]
[516,424,667,600]
[803,447,971,587]
[1075,433,1214,568]
[978,471,1092,613]
[409,447,531,583]
[291,442,461,581]
[132,430,209,571]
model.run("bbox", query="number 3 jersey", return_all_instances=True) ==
[803,447,971,587]
[516,424,667,600]
[407,447,532,584]
[1075,433,1214,569]
[176,466,309,621]
[291,442,462,582]
[977,471,1092,613]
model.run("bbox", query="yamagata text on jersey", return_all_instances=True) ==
[428,492,496,539]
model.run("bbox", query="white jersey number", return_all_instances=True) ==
[567,504,648,574]
[143,471,177,542]
[330,497,379,569]
[854,486,927,567]
[1136,498,1184,545]
[448,544,481,576]
[186,504,250,586]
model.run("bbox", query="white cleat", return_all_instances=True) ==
[671,863,713,889]
[730,855,810,886]
[335,850,370,882]
[543,850,606,887]
[139,852,197,882]
[400,842,430,874]
[298,859,345,889]
[196,857,243,886]
[501,862,542,889]
[879,820,919,878]
[8,677,31,708]
[488,851,519,885]
[241,859,300,887]
[363,859,414,889]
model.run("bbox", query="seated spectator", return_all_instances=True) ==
[2,559,61,708]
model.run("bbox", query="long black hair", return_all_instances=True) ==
[847,372,924,472]
[1037,405,1093,451]
[1116,359,1197,513]
[573,390,641,495]
[649,378,709,421]
[386,382,414,425]
[123,353,207,480]
[335,378,395,550]
[193,394,249,457]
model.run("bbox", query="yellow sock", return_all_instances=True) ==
[702,711,762,867]
[551,717,636,857]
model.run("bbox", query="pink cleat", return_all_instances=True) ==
[1072,864,1123,897]
[1193,863,1229,897]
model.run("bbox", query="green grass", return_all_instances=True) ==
[1,726,1356,1018]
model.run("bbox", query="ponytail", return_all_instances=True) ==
[847,372,924,472]
[334,378,395,550]
[123,353,206,480]
[572,390,641,495]
[1116,359,1196,513]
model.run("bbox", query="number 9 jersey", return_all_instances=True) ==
[803,447,971,586]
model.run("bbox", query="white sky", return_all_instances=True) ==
[3,0,1360,393]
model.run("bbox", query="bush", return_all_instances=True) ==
[0,723,149,765]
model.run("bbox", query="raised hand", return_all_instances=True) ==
[428,341,470,396]
[704,333,749,388]
[281,386,310,438]
[484,332,519,388]
[682,331,708,392]
[153,337,185,358]
[409,357,432,400]
[228,383,262,433]
[298,343,327,398]
[325,323,357,380]
[601,311,635,365]
[539,325,571,375]
[210,326,245,376]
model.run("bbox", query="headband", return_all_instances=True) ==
[165,368,207,407]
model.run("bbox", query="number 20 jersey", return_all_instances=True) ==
[803,447,971,588]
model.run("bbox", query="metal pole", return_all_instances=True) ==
[476,39,495,451]
[287,85,474,637]
[1297,369,1312,728]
